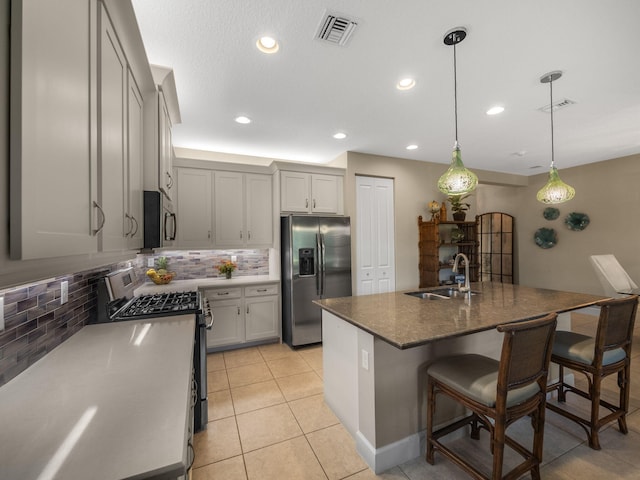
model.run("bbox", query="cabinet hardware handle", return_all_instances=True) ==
[164,212,177,241]
[237,306,240,315]
[240,231,243,239]
[217,292,229,296]
[166,171,174,189]
[305,198,308,208]
[248,231,251,240]
[93,201,105,235]
[124,213,133,236]
[131,215,139,237]
[313,199,316,209]
[257,288,267,292]
[208,230,211,239]
[247,306,249,314]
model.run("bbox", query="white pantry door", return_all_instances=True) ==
[355,176,395,295]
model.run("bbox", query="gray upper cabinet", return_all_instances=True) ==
[99,4,128,252]
[143,66,180,201]
[279,171,344,215]
[10,0,99,259]
[9,0,155,260]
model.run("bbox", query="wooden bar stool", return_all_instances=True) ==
[426,313,557,480]
[546,295,638,450]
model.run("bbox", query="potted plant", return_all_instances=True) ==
[447,194,471,221]
[217,260,238,279]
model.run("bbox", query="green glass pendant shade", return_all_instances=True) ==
[536,166,575,204]
[437,143,478,195]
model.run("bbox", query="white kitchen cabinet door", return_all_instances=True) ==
[280,171,311,213]
[9,0,98,259]
[280,171,341,214]
[99,5,127,252]
[176,168,213,248]
[245,174,273,246]
[206,298,245,348]
[310,174,339,214]
[126,69,144,249]
[245,295,279,341]
[214,171,244,246]
[158,91,174,200]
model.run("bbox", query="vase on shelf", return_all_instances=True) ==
[225,271,232,279]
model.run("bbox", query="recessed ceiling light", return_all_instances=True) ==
[406,144,418,150]
[256,36,279,54]
[397,78,416,90]
[333,132,347,140]
[235,116,251,124]
[486,106,505,115]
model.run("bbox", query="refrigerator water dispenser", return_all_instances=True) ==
[299,248,315,276]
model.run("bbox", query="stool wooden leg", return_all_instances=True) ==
[470,414,480,440]
[589,375,602,450]
[617,367,630,434]
[557,364,566,402]
[491,417,505,480]
[531,400,545,480]
[426,378,435,464]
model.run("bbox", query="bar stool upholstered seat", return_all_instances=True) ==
[546,295,638,450]
[426,313,557,480]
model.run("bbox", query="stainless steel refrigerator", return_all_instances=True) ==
[281,215,352,347]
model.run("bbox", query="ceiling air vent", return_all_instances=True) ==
[539,98,576,113]
[316,13,358,46]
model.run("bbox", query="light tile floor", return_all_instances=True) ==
[193,312,640,479]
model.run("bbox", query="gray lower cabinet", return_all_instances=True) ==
[204,284,279,350]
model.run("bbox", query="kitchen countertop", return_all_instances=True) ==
[314,283,608,349]
[135,274,280,295]
[0,315,195,480]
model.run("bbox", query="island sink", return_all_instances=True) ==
[405,287,478,300]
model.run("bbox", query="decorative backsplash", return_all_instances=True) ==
[0,249,272,387]
[0,260,140,387]
[137,249,270,282]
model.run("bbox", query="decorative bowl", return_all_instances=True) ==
[149,271,176,285]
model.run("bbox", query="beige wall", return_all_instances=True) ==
[514,153,640,295]
[345,152,476,291]
[345,150,640,296]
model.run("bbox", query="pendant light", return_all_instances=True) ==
[437,27,478,196]
[536,71,575,204]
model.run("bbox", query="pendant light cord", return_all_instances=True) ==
[549,78,555,168]
[453,43,459,144]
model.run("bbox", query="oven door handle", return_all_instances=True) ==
[203,298,214,329]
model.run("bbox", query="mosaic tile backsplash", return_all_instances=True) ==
[0,260,141,387]
[137,249,270,282]
[0,250,271,387]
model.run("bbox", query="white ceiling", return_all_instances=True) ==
[130,0,640,176]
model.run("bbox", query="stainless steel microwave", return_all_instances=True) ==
[143,190,176,248]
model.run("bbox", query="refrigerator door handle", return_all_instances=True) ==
[316,233,321,295]
[320,233,326,296]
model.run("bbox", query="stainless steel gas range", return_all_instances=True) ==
[95,268,212,432]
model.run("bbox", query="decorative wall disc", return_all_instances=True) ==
[534,227,557,249]
[565,212,590,231]
[543,207,560,220]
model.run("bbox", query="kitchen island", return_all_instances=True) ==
[314,283,607,473]
[0,315,195,480]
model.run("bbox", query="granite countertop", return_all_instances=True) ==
[314,283,608,349]
[134,274,280,295]
[0,315,195,480]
